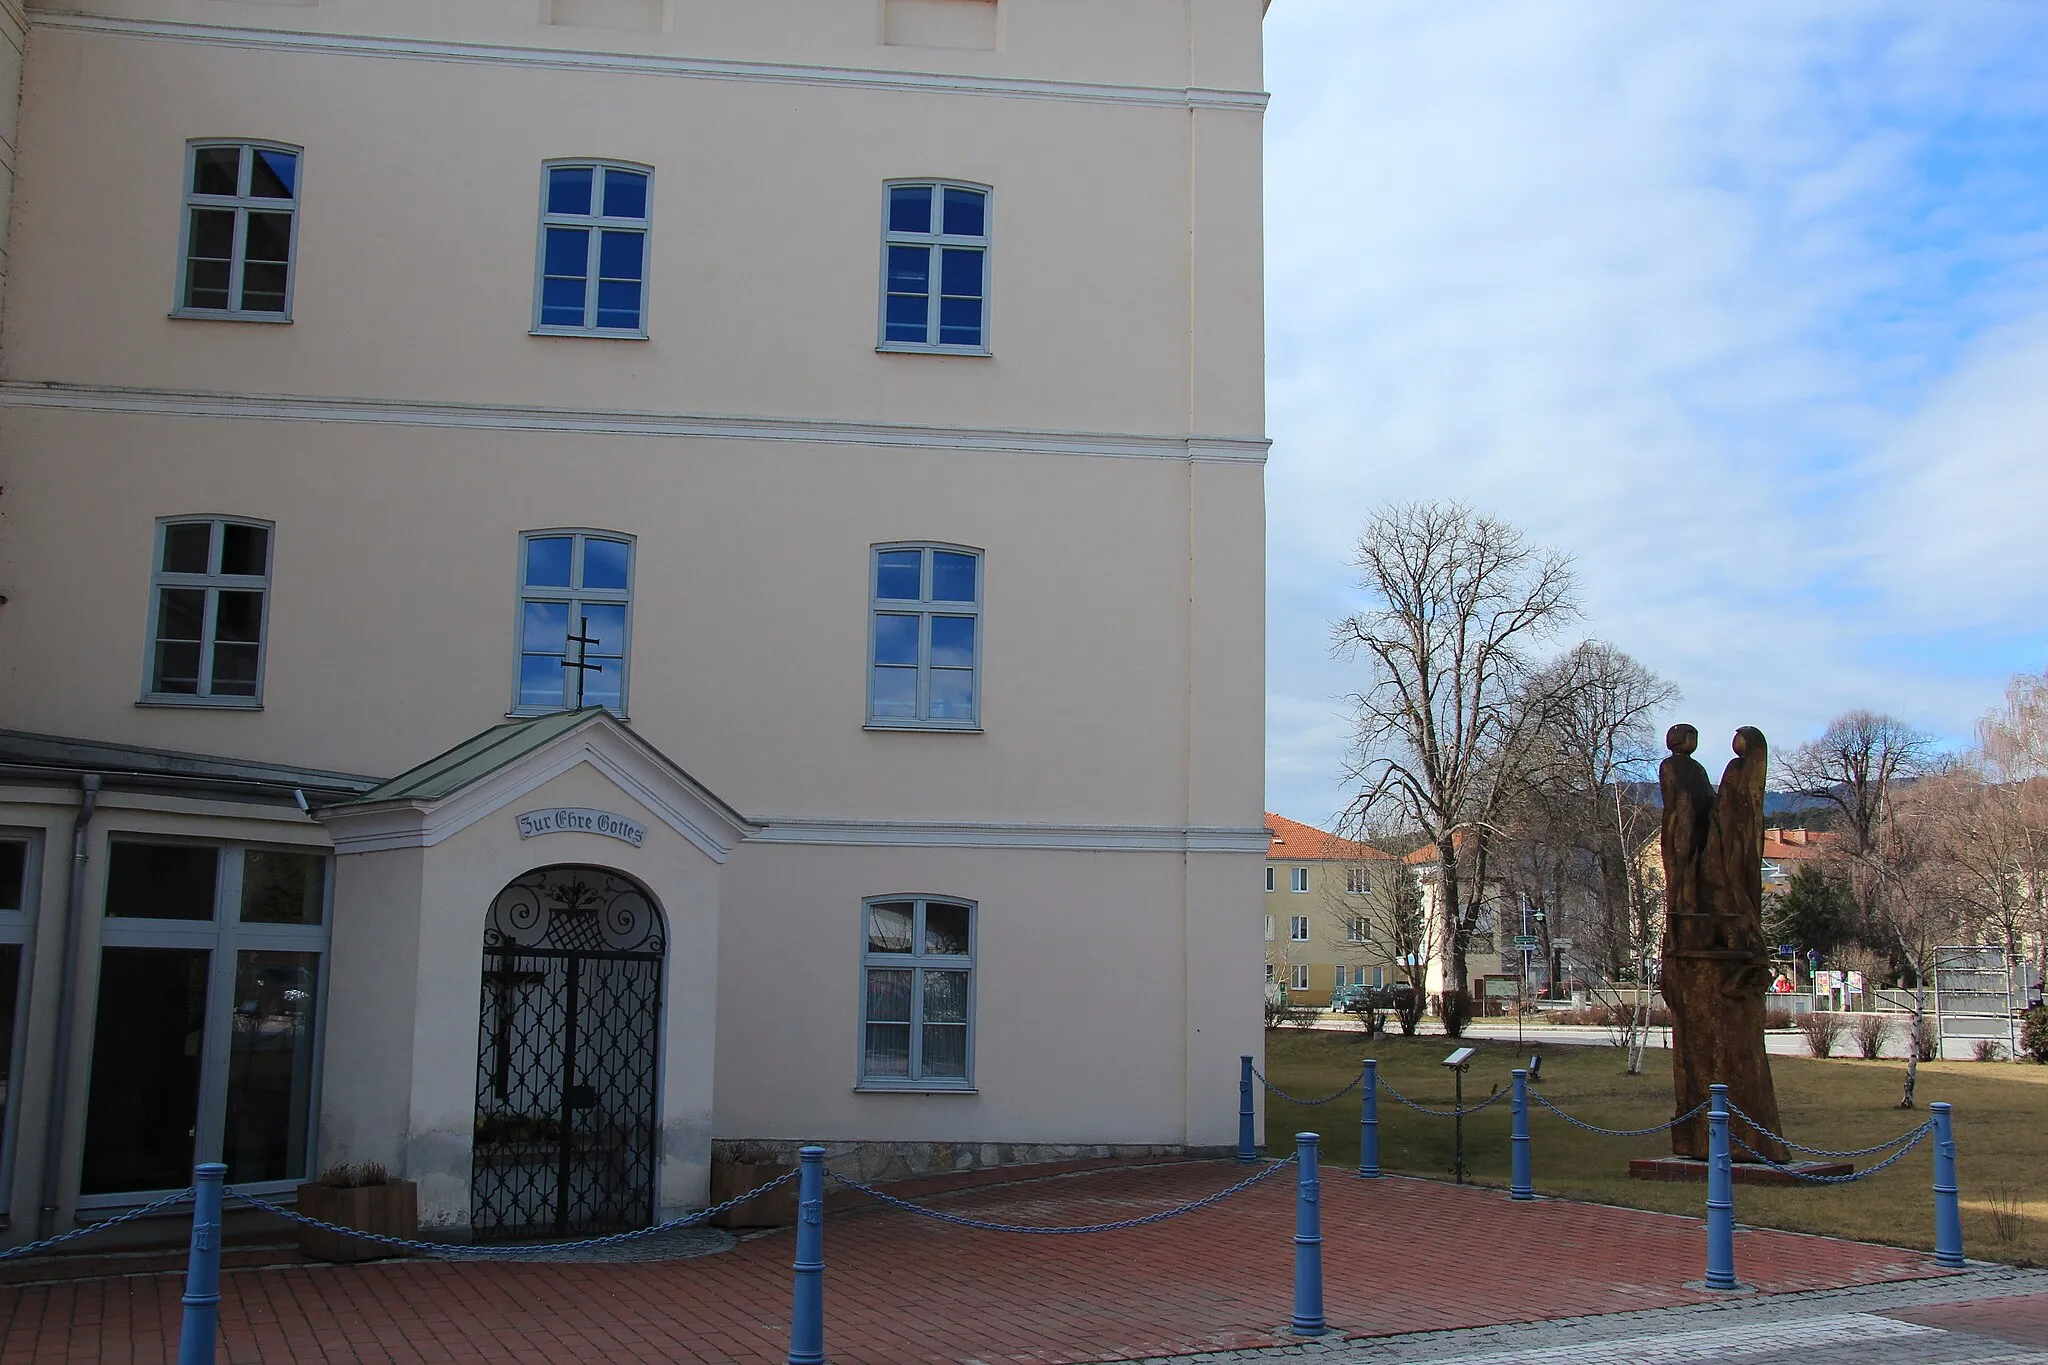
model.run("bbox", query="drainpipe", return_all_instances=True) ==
[37,774,100,1238]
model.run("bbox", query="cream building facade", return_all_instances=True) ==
[0,0,1270,1245]
[1261,814,1405,1007]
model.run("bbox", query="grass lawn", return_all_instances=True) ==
[1262,1027,2048,1262]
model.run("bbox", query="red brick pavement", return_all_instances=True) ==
[0,1162,1955,1364]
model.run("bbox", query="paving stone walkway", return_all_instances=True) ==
[0,1161,1974,1364]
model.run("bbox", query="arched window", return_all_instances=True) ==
[860,896,974,1090]
[175,140,301,320]
[533,161,653,336]
[143,516,273,705]
[879,180,990,353]
[513,530,635,715]
[868,543,981,729]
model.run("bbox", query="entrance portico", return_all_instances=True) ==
[314,708,753,1234]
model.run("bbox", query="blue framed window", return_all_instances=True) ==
[860,897,974,1089]
[880,182,989,352]
[513,531,634,715]
[534,162,651,336]
[176,142,300,320]
[868,544,981,729]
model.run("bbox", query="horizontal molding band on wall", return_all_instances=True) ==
[36,13,1271,113]
[0,383,1271,465]
[746,819,1270,853]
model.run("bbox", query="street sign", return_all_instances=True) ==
[1512,935,1540,950]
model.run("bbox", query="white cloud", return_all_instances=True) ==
[1262,0,2048,824]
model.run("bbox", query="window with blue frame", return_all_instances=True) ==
[880,182,989,352]
[869,544,981,728]
[534,162,651,335]
[514,531,634,714]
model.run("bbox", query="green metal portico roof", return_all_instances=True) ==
[344,707,612,805]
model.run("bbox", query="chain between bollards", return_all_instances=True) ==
[1932,1102,1964,1269]
[1703,1084,1739,1291]
[1509,1069,1533,1201]
[788,1146,826,1365]
[176,1162,226,1365]
[1358,1058,1380,1179]
[1238,1055,1257,1163]
[1290,1133,1326,1336]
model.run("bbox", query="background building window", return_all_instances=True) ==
[1265,866,1276,892]
[144,517,272,705]
[881,181,989,351]
[178,141,299,319]
[515,531,633,715]
[1346,917,1369,943]
[860,896,974,1088]
[1291,867,1309,893]
[535,162,652,335]
[81,840,328,1201]
[869,544,981,728]
[1289,916,1309,942]
[1345,866,1370,894]
[1290,964,1310,992]
[1264,914,1274,941]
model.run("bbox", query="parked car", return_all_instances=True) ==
[1328,984,1371,1012]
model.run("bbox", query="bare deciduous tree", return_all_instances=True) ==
[1333,502,1578,991]
[1779,711,1936,855]
[1509,642,1678,990]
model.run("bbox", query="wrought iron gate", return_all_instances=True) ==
[472,868,665,1241]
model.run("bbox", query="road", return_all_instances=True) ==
[1305,1016,1929,1060]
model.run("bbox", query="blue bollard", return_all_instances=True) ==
[1359,1058,1380,1179]
[788,1147,826,1365]
[177,1162,226,1365]
[1704,1084,1738,1291]
[1239,1054,1257,1162]
[1932,1102,1965,1269]
[1291,1133,1327,1335]
[1510,1069,1533,1201]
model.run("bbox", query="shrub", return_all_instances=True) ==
[2021,1006,2048,1064]
[1393,988,1427,1037]
[317,1161,389,1189]
[1351,1005,1387,1039]
[1766,1006,1795,1031]
[1438,988,1474,1039]
[1797,1011,1846,1058]
[1974,1038,2004,1062]
[1263,988,1289,1030]
[1854,1013,1894,1060]
[1987,1181,2028,1244]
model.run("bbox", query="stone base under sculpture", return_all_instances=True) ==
[1627,1155,1852,1186]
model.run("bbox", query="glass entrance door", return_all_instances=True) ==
[79,839,328,1204]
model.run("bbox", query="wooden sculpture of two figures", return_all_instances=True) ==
[1660,724,1789,1163]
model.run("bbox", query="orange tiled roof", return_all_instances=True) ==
[1402,831,1478,865]
[1264,813,1394,862]
[1764,828,1839,862]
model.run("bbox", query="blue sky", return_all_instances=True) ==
[1261,0,2048,828]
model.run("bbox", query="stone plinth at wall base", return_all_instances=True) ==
[1627,1156,1852,1185]
[707,1154,798,1228]
[293,1181,419,1263]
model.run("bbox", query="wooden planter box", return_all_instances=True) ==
[707,1155,797,1228]
[293,1180,419,1264]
